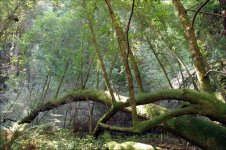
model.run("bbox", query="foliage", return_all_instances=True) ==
[9,125,196,150]
[1,0,226,149]
[11,124,104,150]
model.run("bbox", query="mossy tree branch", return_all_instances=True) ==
[19,89,226,149]
[99,123,133,133]
[133,105,199,133]
[97,105,198,134]
[20,89,226,125]
[93,106,118,137]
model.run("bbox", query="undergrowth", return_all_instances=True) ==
[10,124,104,150]
[1,123,193,150]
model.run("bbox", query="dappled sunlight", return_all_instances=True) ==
[1,0,226,149]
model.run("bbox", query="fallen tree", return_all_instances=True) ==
[19,89,226,149]
[165,115,226,150]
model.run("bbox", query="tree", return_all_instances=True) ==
[2,0,226,149]
[172,0,213,92]
[105,0,139,125]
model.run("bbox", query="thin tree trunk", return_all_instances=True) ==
[108,52,118,79]
[105,0,138,125]
[1,84,24,119]
[96,70,99,89]
[83,2,116,104]
[104,52,118,90]
[74,73,80,89]
[125,0,144,93]
[172,0,212,92]
[146,39,173,89]
[42,74,51,101]
[80,43,84,88]
[178,62,185,88]
[55,57,71,98]
[87,100,94,134]
[204,60,226,102]
[104,2,144,93]
[156,30,199,90]
[79,51,95,133]
[174,52,198,89]
[130,52,145,93]
[82,55,95,89]
[40,73,50,101]
[63,108,68,128]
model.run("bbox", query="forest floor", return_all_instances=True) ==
[8,124,201,150]
[140,136,200,150]
[110,132,200,150]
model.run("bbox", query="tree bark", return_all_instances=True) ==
[19,89,226,125]
[165,115,226,150]
[146,39,174,89]
[83,2,116,105]
[156,30,198,90]
[19,89,226,149]
[105,1,144,94]
[105,0,138,125]
[82,55,95,90]
[55,56,71,98]
[172,0,212,92]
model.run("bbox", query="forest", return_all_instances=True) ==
[0,0,226,149]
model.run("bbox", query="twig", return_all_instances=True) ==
[205,70,226,77]
[192,0,210,28]
[126,0,135,59]
[188,9,226,18]
[1,84,24,120]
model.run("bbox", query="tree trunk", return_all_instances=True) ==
[172,0,212,92]
[105,0,138,125]
[83,2,116,105]
[157,31,198,90]
[82,55,95,90]
[146,39,173,89]
[105,1,144,94]
[104,51,118,91]
[55,56,71,98]
[19,89,226,149]
[165,115,226,150]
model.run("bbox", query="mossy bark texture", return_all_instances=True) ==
[172,0,212,92]
[19,89,226,149]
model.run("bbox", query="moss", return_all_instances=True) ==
[136,89,220,105]
[20,90,113,124]
[21,88,226,124]
[166,115,226,150]
[135,106,198,134]
[102,131,112,143]
[11,127,104,150]
[19,89,226,149]
[139,104,168,118]
[104,141,163,150]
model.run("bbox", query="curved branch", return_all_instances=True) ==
[19,90,113,124]
[99,105,199,134]
[192,0,210,28]
[19,89,226,125]
[93,106,118,137]
[205,70,226,77]
[99,123,133,133]
[126,0,135,58]
[188,9,226,18]
[18,89,226,149]
[133,105,199,133]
